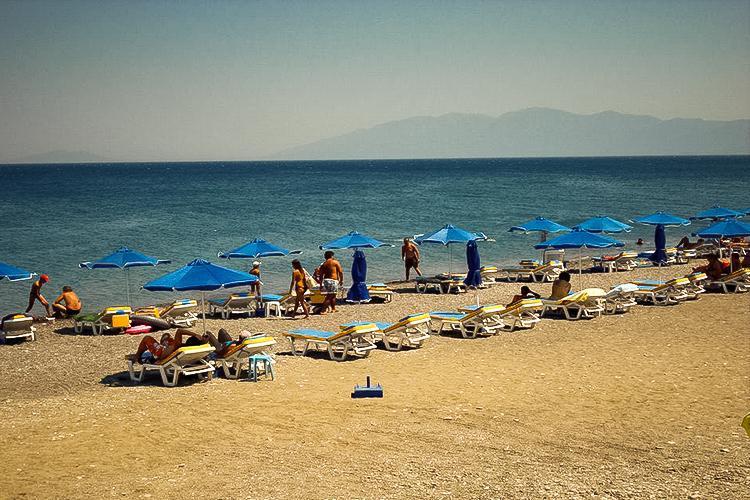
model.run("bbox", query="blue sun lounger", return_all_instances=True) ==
[286,323,379,361]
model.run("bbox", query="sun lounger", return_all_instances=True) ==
[602,284,638,314]
[208,292,256,319]
[541,289,605,320]
[480,266,499,284]
[498,261,564,283]
[1,314,36,343]
[127,344,215,387]
[632,273,706,300]
[367,283,394,303]
[415,276,466,294]
[457,298,544,332]
[213,334,277,379]
[286,323,379,361]
[593,252,638,273]
[74,306,132,335]
[430,304,521,338]
[158,299,199,327]
[705,268,750,293]
[369,313,432,350]
[631,277,690,305]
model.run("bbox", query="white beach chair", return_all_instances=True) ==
[127,344,215,387]
[0,314,36,343]
[415,276,466,294]
[541,289,605,320]
[367,283,394,303]
[498,261,564,283]
[705,268,750,293]
[593,252,639,273]
[286,323,379,361]
[371,313,431,350]
[631,277,690,305]
[602,284,638,314]
[458,298,544,332]
[159,299,199,327]
[213,334,277,379]
[74,306,132,335]
[430,304,515,338]
[208,292,256,319]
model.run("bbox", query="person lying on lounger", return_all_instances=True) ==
[677,237,704,250]
[549,271,572,300]
[508,285,541,306]
[202,328,254,357]
[128,328,207,364]
[692,254,723,280]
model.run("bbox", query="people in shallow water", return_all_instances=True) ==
[636,238,644,246]
[693,254,723,280]
[508,285,541,306]
[549,271,572,300]
[52,286,82,318]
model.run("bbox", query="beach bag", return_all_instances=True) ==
[303,269,316,290]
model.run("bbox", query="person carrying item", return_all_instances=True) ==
[508,285,541,306]
[52,286,82,318]
[549,271,572,300]
[317,250,343,314]
[25,274,52,317]
[402,237,422,280]
[289,259,310,319]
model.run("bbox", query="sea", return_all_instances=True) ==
[1,156,748,313]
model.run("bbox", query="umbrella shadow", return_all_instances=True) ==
[100,369,213,388]
[275,349,366,362]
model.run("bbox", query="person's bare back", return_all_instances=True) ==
[320,258,342,281]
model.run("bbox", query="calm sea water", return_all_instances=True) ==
[1,156,748,313]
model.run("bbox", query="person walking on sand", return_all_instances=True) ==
[318,251,343,314]
[289,259,310,319]
[25,274,52,317]
[52,285,82,318]
[402,237,422,280]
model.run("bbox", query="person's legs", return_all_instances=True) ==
[328,293,337,312]
[217,328,232,343]
[297,290,309,318]
[405,262,411,281]
[414,261,422,276]
[52,303,67,317]
[134,336,159,359]
[25,295,35,314]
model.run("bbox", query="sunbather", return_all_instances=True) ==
[677,237,704,250]
[549,271,572,299]
[129,328,207,364]
[52,286,82,318]
[289,259,310,319]
[508,285,541,306]
[693,254,723,280]
[203,328,254,357]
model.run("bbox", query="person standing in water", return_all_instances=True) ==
[26,274,52,317]
[402,237,422,280]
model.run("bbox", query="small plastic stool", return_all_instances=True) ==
[248,354,275,381]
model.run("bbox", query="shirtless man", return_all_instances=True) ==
[52,286,82,318]
[401,237,422,280]
[129,328,207,364]
[318,251,343,314]
[25,274,52,317]
[693,254,723,280]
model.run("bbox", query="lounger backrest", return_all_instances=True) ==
[337,323,379,340]
[722,268,750,281]
[390,312,431,330]
[665,277,689,287]
[157,344,214,366]
[218,335,276,359]
[462,304,506,321]
[2,315,33,332]
[608,283,638,296]
[559,291,588,303]
[100,307,132,323]
[162,300,198,316]
[686,272,707,282]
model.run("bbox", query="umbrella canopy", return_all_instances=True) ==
[0,261,35,282]
[631,212,691,227]
[218,238,301,259]
[534,230,624,250]
[79,246,170,269]
[693,219,750,239]
[509,217,571,234]
[346,249,370,303]
[320,231,391,250]
[573,216,632,234]
[690,206,744,221]
[144,259,259,332]
[416,224,487,245]
[463,240,482,287]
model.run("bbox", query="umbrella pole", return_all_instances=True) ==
[201,291,207,334]
[125,268,131,307]
[579,248,583,287]
[449,245,452,276]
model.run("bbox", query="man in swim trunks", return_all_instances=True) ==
[25,274,53,317]
[318,250,343,314]
[402,237,422,280]
[128,328,208,364]
[52,285,82,318]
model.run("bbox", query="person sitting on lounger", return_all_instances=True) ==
[508,285,541,306]
[549,271,572,300]
[402,237,422,280]
[693,254,723,280]
[129,328,207,364]
[52,286,82,318]
[677,236,704,250]
[289,259,310,319]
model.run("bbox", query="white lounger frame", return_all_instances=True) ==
[128,346,215,387]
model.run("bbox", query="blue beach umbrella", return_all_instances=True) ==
[631,212,690,265]
[573,216,632,234]
[740,208,750,216]
[509,217,571,239]
[218,238,302,259]
[0,261,36,282]
[536,230,624,280]
[693,219,750,239]
[143,258,258,331]
[319,231,391,250]
[346,249,370,303]
[690,206,744,221]
[80,246,170,306]
[416,224,488,275]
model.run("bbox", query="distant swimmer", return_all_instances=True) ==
[402,237,422,280]
[25,274,52,317]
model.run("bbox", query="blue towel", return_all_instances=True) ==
[290,329,336,338]
[430,311,466,319]
[261,294,283,301]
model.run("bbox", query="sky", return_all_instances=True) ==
[0,0,749,162]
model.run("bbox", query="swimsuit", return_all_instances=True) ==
[322,279,339,293]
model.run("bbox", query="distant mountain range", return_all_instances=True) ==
[8,150,111,164]
[274,108,750,160]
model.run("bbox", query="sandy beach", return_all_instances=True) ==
[1,263,748,499]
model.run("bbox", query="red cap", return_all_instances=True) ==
[40,274,49,282]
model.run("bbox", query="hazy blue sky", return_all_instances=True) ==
[1,0,748,162]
